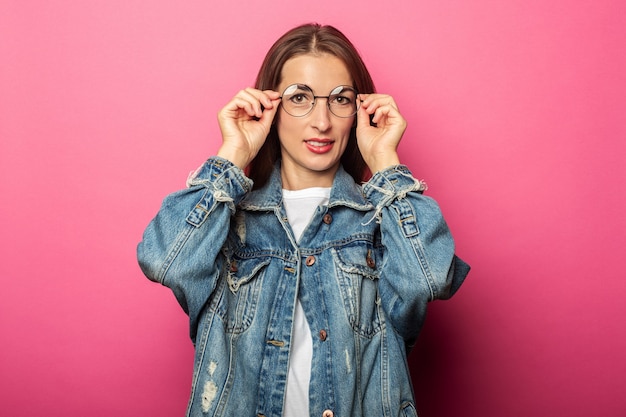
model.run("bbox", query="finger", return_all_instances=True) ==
[222,98,258,120]
[258,98,281,128]
[356,103,373,129]
[238,89,267,118]
[364,99,402,125]
[244,88,281,114]
[360,94,399,113]
[261,89,281,103]
[226,89,270,119]
[369,104,396,125]
[219,92,257,120]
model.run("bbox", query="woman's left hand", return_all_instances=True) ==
[356,94,406,173]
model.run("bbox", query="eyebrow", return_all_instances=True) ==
[283,84,355,94]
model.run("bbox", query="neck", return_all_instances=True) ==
[280,162,338,191]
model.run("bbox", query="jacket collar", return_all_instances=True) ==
[239,162,372,212]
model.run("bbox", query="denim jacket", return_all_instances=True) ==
[137,156,469,417]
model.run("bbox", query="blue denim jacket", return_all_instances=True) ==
[138,156,469,417]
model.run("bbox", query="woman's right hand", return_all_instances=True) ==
[216,88,281,169]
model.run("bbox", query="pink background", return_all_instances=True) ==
[1,1,625,415]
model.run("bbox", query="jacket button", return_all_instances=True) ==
[322,213,333,224]
[322,410,334,417]
[305,255,316,266]
[230,262,238,272]
[319,329,327,341]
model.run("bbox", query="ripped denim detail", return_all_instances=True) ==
[362,166,427,225]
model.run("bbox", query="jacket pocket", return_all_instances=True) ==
[331,243,383,337]
[214,256,270,334]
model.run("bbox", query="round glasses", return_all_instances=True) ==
[280,84,360,118]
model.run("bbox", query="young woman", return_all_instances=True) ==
[138,23,469,417]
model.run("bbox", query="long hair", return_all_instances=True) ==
[248,23,376,189]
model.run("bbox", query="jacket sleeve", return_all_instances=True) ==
[362,165,470,341]
[137,157,252,339]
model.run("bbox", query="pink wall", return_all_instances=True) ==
[1,1,624,415]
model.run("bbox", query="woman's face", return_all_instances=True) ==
[276,53,354,189]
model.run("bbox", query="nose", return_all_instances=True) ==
[310,98,332,132]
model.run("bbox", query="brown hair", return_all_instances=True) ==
[248,23,376,189]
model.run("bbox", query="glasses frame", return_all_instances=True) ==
[279,84,360,118]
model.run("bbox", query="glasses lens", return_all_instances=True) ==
[281,84,314,117]
[328,86,358,118]
[280,84,359,118]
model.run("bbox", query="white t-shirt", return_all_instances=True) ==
[281,187,331,417]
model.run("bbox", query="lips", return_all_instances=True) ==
[304,138,335,154]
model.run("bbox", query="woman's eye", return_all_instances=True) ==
[290,94,310,104]
[331,95,350,105]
